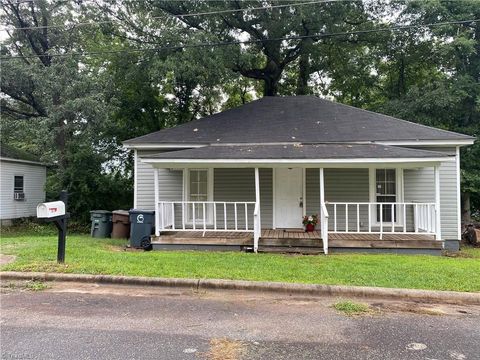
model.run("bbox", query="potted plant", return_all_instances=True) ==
[302,214,318,232]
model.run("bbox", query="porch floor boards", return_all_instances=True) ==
[152,230,440,250]
[329,232,440,249]
[329,233,435,241]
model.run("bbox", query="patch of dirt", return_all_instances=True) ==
[0,254,16,265]
[0,281,21,294]
[369,301,480,316]
[0,280,49,293]
[123,247,144,252]
[200,338,245,360]
[103,244,125,252]
[443,251,473,258]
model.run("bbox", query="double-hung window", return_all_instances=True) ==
[185,169,212,224]
[188,169,209,202]
[375,169,397,222]
[14,175,25,200]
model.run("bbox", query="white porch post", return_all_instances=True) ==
[319,168,328,254]
[254,167,261,253]
[434,165,442,240]
[154,168,160,237]
[319,168,325,213]
[133,149,138,209]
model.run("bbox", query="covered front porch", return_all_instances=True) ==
[141,144,453,254]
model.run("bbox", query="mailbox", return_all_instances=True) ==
[37,201,66,218]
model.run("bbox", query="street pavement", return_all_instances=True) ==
[1,281,479,360]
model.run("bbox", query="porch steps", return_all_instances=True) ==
[259,237,322,248]
[257,246,324,255]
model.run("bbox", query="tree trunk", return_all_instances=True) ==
[296,39,312,95]
[296,53,310,95]
[262,59,283,96]
[263,77,278,96]
[462,192,471,224]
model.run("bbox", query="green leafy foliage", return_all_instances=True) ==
[1,0,478,222]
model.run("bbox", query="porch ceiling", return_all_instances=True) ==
[140,144,453,167]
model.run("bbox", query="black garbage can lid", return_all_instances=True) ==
[129,209,155,215]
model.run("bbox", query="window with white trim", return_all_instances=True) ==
[188,169,209,201]
[186,169,212,223]
[375,169,397,222]
[14,175,25,201]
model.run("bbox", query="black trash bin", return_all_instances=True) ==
[129,209,155,249]
[90,210,113,238]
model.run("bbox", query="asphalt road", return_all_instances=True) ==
[1,281,479,360]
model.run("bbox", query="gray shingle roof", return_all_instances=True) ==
[0,143,42,163]
[142,144,453,160]
[125,96,473,145]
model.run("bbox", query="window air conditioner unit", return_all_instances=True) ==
[14,192,25,201]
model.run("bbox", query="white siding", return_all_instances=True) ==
[214,168,272,229]
[136,150,183,210]
[0,160,46,220]
[404,147,459,240]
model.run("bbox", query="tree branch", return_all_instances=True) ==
[0,102,43,119]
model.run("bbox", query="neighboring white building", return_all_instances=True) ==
[0,144,47,225]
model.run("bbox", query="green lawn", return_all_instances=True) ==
[1,228,479,292]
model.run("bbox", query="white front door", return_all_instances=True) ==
[274,168,304,229]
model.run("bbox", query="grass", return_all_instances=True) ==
[1,280,49,292]
[1,228,480,292]
[333,300,371,316]
[460,246,480,259]
[24,280,49,291]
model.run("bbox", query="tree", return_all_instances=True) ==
[1,0,130,222]
[342,0,480,220]
[102,0,371,96]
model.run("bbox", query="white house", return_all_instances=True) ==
[0,144,46,225]
[124,96,475,254]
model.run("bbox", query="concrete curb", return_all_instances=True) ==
[1,271,479,305]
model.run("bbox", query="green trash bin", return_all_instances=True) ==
[129,209,155,249]
[90,210,113,238]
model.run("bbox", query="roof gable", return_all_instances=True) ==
[124,96,473,145]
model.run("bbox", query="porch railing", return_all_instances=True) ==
[156,201,258,236]
[324,202,437,239]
